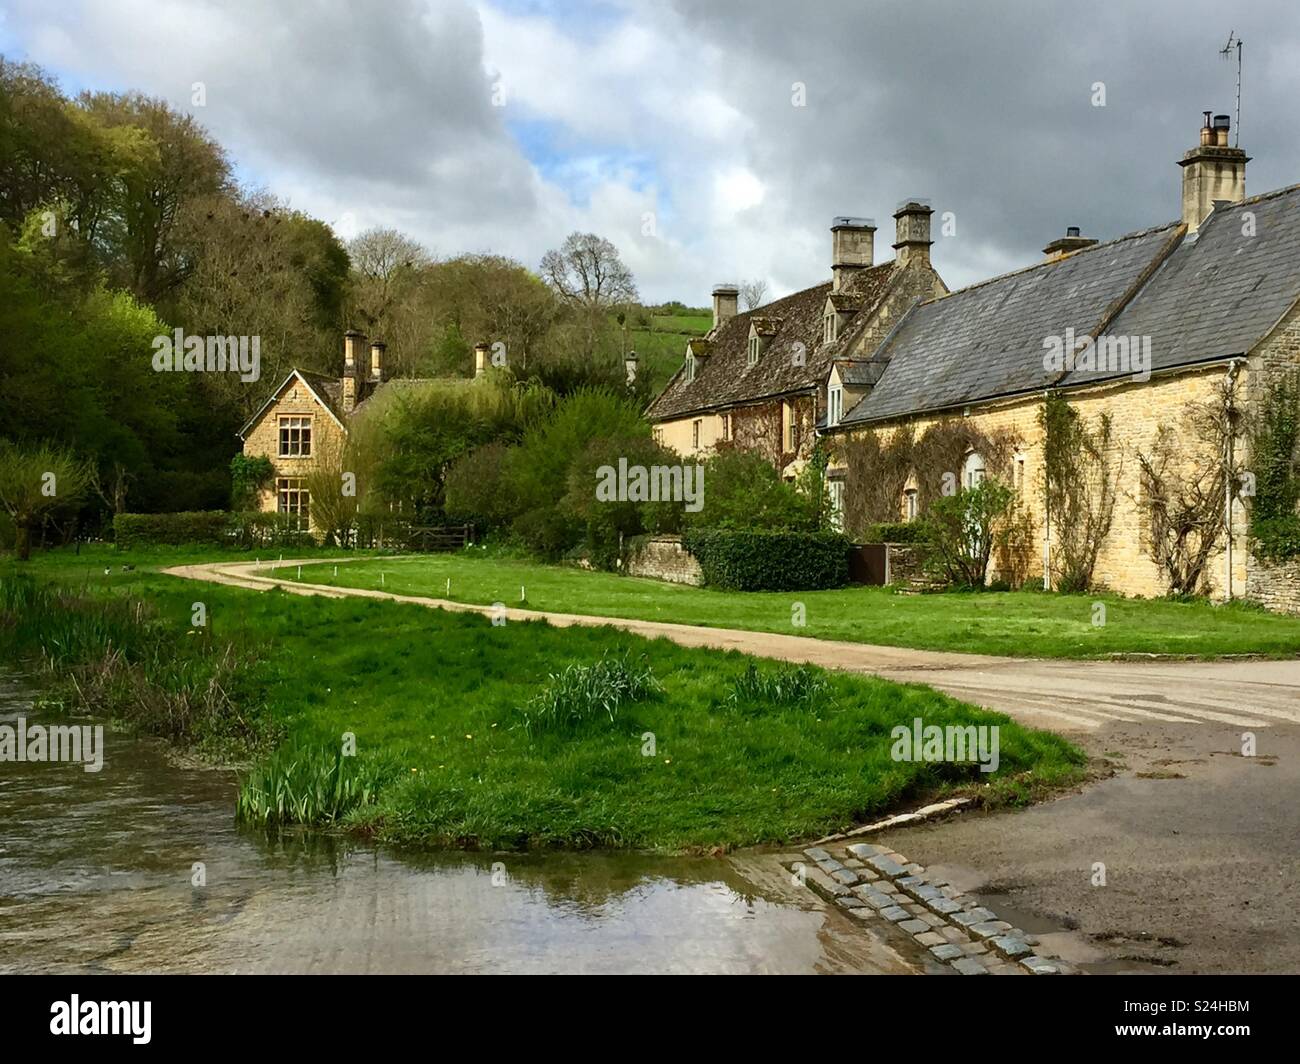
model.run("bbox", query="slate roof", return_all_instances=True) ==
[645,262,897,420]
[839,223,1184,425]
[1063,183,1300,385]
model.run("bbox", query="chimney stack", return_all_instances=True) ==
[892,201,933,270]
[369,340,385,383]
[624,350,639,387]
[1042,225,1099,262]
[711,284,739,330]
[1179,111,1248,232]
[342,329,364,413]
[830,217,875,292]
[473,342,491,378]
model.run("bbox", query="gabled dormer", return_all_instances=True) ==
[684,336,712,382]
[746,317,782,368]
[823,293,861,344]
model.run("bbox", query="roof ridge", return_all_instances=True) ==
[921,221,1181,305]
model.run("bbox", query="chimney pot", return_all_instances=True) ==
[1066,225,1081,238]
[369,340,385,382]
[473,342,491,378]
[1180,111,1249,231]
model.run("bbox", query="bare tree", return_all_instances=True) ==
[740,278,769,310]
[539,232,638,310]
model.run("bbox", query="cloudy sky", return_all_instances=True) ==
[3,0,1299,303]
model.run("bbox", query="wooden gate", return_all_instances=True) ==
[848,543,887,585]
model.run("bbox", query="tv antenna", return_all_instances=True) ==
[1220,31,1243,147]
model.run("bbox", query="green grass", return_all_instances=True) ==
[627,311,711,392]
[2,545,1084,851]
[284,551,1300,660]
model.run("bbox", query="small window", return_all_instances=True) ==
[904,489,918,521]
[277,478,310,530]
[722,413,731,440]
[963,451,986,489]
[828,385,843,427]
[784,403,801,453]
[747,336,759,366]
[824,313,836,344]
[692,419,702,450]
[685,353,696,383]
[278,416,312,457]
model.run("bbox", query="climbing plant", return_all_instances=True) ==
[1249,371,1300,561]
[1038,392,1119,592]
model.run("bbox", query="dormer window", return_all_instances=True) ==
[747,336,760,366]
[827,384,844,427]
[824,312,837,344]
[685,352,696,382]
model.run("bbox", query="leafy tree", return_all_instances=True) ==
[920,479,1017,588]
[685,449,817,532]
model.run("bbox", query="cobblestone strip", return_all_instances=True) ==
[789,842,1076,976]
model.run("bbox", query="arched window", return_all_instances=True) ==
[963,450,986,489]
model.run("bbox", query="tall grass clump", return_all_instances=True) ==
[518,651,661,736]
[728,662,831,710]
[236,748,397,827]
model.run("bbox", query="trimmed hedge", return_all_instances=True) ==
[682,528,849,591]
[863,521,931,545]
[113,511,230,549]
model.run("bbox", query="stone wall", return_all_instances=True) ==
[625,535,703,586]
[1245,555,1300,615]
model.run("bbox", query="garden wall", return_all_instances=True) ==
[625,535,703,586]
[1245,555,1300,615]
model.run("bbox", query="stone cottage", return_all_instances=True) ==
[822,113,1300,605]
[644,204,949,490]
[238,332,495,528]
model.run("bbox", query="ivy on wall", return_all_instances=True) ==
[1250,372,1300,561]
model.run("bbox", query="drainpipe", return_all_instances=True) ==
[1042,390,1052,591]
[1224,360,1241,601]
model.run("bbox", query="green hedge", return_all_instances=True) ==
[682,529,849,591]
[113,511,231,549]
[863,521,931,545]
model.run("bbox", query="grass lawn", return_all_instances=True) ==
[282,551,1300,660]
[2,545,1084,851]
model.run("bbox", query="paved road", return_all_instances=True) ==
[166,557,1300,735]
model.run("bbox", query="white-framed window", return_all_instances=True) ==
[783,401,800,453]
[747,336,760,366]
[277,477,310,529]
[824,312,836,344]
[904,489,918,521]
[278,415,312,457]
[685,352,696,383]
[721,413,731,440]
[827,384,844,427]
[828,480,845,530]
[692,419,702,450]
[963,451,986,489]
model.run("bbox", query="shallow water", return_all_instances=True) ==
[0,673,906,974]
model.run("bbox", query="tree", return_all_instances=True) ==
[540,233,638,311]
[739,278,769,311]
[0,442,91,560]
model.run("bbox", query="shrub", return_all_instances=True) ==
[686,449,817,531]
[229,453,274,510]
[683,528,849,591]
[228,511,317,550]
[445,441,520,532]
[517,652,661,736]
[918,479,1017,588]
[728,662,830,710]
[863,521,930,544]
[113,510,230,548]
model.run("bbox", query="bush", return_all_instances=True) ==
[863,521,930,544]
[918,479,1017,588]
[517,652,661,736]
[683,528,849,591]
[227,511,317,550]
[686,449,817,531]
[113,510,230,548]
[445,441,519,532]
